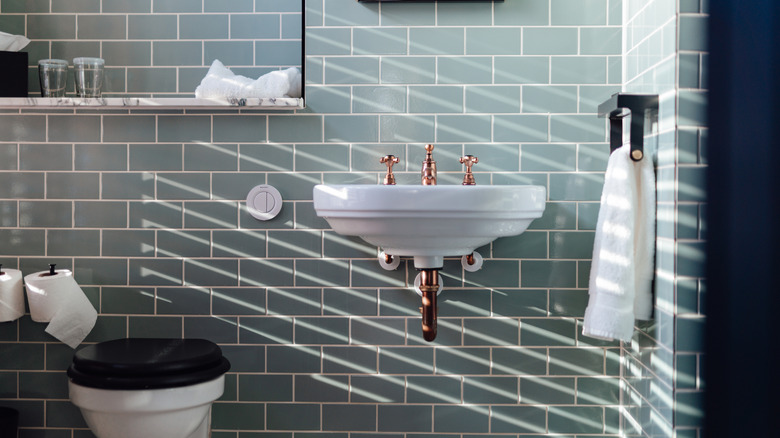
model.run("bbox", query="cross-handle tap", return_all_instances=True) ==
[380,155,400,185]
[460,155,479,185]
[421,144,437,185]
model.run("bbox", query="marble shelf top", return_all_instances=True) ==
[0,97,305,109]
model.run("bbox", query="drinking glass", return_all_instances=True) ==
[73,57,105,98]
[37,59,68,97]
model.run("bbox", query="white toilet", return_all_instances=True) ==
[67,338,230,438]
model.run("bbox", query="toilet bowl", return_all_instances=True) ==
[67,338,230,438]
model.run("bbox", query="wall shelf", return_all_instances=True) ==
[0,97,304,110]
[1,0,305,112]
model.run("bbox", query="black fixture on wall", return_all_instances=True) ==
[598,93,659,162]
[358,1,502,2]
[301,0,306,101]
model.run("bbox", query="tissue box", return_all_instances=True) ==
[0,51,28,97]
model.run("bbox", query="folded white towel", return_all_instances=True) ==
[582,144,655,342]
[194,60,302,99]
[0,30,30,51]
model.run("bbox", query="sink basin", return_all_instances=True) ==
[313,184,546,268]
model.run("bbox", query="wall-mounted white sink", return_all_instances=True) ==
[313,184,547,269]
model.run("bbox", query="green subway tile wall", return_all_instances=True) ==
[0,0,705,437]
[621,0,707,437]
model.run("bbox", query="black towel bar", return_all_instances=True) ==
[598,93,659,162]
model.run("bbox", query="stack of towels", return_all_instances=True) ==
[195,60,302,99]
[582,144,656,343]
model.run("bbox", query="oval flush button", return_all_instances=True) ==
[246,185,283,221]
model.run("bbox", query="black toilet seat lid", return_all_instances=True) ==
[67,338,231,390]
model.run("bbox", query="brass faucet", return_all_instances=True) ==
[421,144,437,185]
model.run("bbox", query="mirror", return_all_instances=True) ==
[0,0,303,106]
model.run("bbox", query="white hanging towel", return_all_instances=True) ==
[582,144,655,342]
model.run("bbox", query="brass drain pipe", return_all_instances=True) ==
[418,269,439,342]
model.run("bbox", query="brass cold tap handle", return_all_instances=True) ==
[460,154,479,185]
[380,155,399,185]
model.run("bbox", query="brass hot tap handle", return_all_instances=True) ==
[380,155,399,185]
[460,155,479,185]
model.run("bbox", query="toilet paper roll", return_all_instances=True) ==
[24,269,97,348]
[0,269,25,322]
